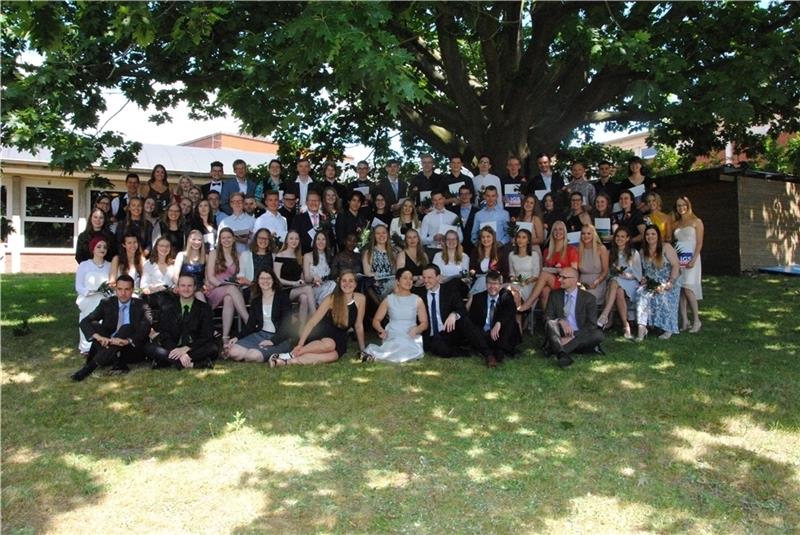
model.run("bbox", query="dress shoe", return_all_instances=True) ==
[70,364,95,382]
[556,352,574,368]
[486,355,498,368]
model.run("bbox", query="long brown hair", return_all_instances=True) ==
[641,224,665,268]
[476,226,500,265]
[366,224,395,266]
[150,236,175,265]
[278,229,303,263]
[403,228,428,266]
[610,226,634,265]
[119,233,143,278]
[250,268,281,302]
[330,270,357,329]
[214,228,240,274]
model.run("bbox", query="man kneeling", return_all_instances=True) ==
[145,275,218,370]
[467,270,522,364]
[544,267,604,368]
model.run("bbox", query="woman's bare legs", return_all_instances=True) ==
[683,288,701,332]
[518,272,556,312]
[227,345,265,362]
[280,338,338,365]
[614,287,631,337]
[290,286,316,324]
[598,279,620,326]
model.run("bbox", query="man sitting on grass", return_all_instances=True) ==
[145,275,217,370]
[71,274,151,381]
[543,267,604,368]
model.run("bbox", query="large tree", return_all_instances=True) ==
[2,1,799,175]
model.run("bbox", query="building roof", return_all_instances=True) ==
[1,142,278,176]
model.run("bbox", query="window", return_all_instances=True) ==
[22,183,78,250]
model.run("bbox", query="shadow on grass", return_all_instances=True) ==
[2,274,799,532]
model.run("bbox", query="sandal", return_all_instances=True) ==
[597,314,609,329]
[269,352,293,368]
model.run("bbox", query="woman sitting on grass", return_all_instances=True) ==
[269,270,366,366]
[226,269,294,363]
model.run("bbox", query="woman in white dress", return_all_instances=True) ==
[432,229,470,296]
[597,227,642,339]
[673,195,704,333]
[363,268,429,363]
[75,236,111,354]
[303,231,337,305]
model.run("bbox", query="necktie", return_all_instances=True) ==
[312,213,319,227]
[392,181,398,198]
[565,293,574,322]
[486,298,496,332]
[114,303,128,335]
[430,293,439,335]
[182,304,190,318]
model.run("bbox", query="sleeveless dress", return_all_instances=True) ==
[308,300,358,357]
[180,260,206,289]
[274,256,303,285]
[147,186,172,213]
[370,249,395,298]
[579,247,607,304]
[206,261,238,309]
[612,250,642,300]
[542,246,579,289]
[364,294,424,363]
[310,255,337,304]
[637,253,681,334]
[673,225,702,299]
[508,252,541,300]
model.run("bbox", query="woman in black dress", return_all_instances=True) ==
[269,270,366,366]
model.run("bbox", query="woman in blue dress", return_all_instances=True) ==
[636,225,681,340]
[597,226,642,339]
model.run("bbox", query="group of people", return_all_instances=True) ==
[72,153,705,380]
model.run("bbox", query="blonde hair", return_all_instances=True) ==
[399,199,420,227]
[183,230,206,264]
[365,224,395,267]
[580,225,605,256]
[545,220,570,264]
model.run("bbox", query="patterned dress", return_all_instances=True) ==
[637,253,681,334]
[370,249,395,298]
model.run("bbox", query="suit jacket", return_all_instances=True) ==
[201,180,225,199]
[441,173,475,198]
[423,283,467,329]
[375,177,408,207]
[240,291,293,345]
[220,178,258,215]
[80,296,152,348]
[525,173,566,196]
[158,298,215,352]
[544,288,599,333]
[448,205,479,252]
[320,179,348,203]
[468,289,520,341]
[290,211,331,254]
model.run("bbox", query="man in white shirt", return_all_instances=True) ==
[472,155,503,208]
[111,173,142,223]
[253,190,288,241]
[218,192,255,254]
[420,191,462,251]
[201,161,225,198]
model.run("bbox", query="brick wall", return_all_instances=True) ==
[737,177,800,270]
[3,253,75,274]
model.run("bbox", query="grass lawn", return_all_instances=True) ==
[2,273,799,534]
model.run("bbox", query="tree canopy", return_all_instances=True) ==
[2,1,799,176]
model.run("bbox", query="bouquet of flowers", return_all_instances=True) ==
[643,276,665,294]
[506,217,519,239]
[357,227,372,251]
[391,232,404,250]
[96,281,115,297]
[460,269,477,285]
[271,232,283,253]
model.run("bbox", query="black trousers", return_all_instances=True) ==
[480,325,520,359]
[544,320,604,356]
[424,317,491,359]
[144,342,218,367]
[87,324,146,366]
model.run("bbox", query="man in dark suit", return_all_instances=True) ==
[201,161,225,199]
[220,159,258,215]
[500,155,528,218]
[441,154,476,200]
[290,190,328,254]
[71,275,152,381]
[408,153,442,208]
[524,153,567,209]
[543,267,604,368]
[375,159,408,213]
[468,271,522,363]
[346,160,376,208]
[145,275,217,370]
[279,189,299,229]
[421,264,500,367]
[448,184,479,255]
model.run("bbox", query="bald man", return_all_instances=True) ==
[543,267,604,368]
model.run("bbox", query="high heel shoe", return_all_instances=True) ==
[597,313,609,329]
[689,321,702,333]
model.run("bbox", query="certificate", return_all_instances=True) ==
[534,189,548,201]
[448,181,465,195]
[419,190,432,203]
[516,221,533,233]
[629,184,646,202]
[439,224,459,236]
[595,217,611,238]
[478,220,497,234]
[355,186,370,198]
[371,217,385,228]
[504,184,521,208]
[567,231,581,245]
